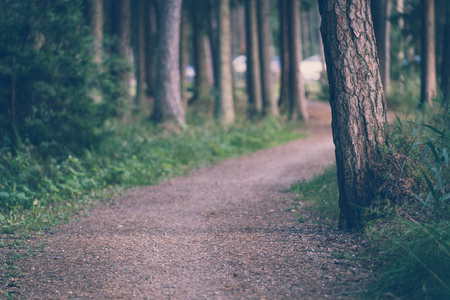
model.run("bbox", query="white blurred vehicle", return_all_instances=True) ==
[232,54,325,82]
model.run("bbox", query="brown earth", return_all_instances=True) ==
[2,101,372,299]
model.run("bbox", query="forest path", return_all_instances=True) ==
[13,101,371,299]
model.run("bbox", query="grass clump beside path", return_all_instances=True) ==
[290,104,450,299]
[0,116,303,235]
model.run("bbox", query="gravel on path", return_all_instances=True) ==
[5,101,372,299]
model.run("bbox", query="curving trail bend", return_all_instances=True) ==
[11,101,372,299]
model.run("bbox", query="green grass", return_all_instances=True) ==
[0,115,304,234]
[289,165,340,222]
[288,101,450,299]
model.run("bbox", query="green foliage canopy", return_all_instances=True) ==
[0,0,109,156]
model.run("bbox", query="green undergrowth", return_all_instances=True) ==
[0,116,303,234]
[289,165,339,222]
[289,103,450,299]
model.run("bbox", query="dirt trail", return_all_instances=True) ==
[7,101,371,299]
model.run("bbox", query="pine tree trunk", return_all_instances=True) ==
[371,0,391,96]
[215,0,235,125]
[421,0,437,105]
[237,4,246,55]
[319,0,388,230]
[111,0,134,116]
[87,0,103,64]
[301,10,309,58]
[442,3,450,107]
[383,0,392,96]
[180,4,189,108]
[135,0,146,111]
[245,0,262,116]
[190,2,212,105]
[257,0,278,117]
[288,0,308,121]
[145,1,158,98]
[118,0,133,113]
[151,0,185,127]
[278,0,290,112]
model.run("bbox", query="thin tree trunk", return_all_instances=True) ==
[215,0,235,125]
[301,10,309,58]
[383,0,392,96]
[151,0,185,127]
[278,0,290,112]
[145,1,158,98]
[180,4,189,108]
[421,0,437,105]
[135,0,146,111]
[115,0,133,116]
[319,0,388,230]
[245,0,262,116]
[87,0,103,64]
[257,0,278,116]
[190,2,212,105]
[205,36,215,87]
[371,0,389,96]
[288,0,308,121]
[442,2,450,107]
[237,4,246,55]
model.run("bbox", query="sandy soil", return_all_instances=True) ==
[3,101,372,299]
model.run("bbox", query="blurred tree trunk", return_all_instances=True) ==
[238,4,246,55]
[301,10,309,58]
[383,0,392,96]
[190,1,213,105]
[421,0,437,105]
[257,0,278,116]
[442,2,450,107]
[118,0,133,115]
[319,0,388,230]
[371,0,391,97]
[110,0,133,116]
[87,0,104,104]
[288,0,308,120]
[135,0,146,111]
[209,1,219,94]
[145,1,158,98]
[87,0,103,64]
[151,0,185,127]
[205,36,215,87]
[278,0,290,112]
[245,0,262,116]
[180,4,189,108]
[215,0,235,125]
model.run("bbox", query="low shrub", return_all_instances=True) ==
[0,115,304,233]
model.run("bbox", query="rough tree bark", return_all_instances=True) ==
[245,0,263,117]
[151,0,185,127]
[257,0,278,116]
[288,0,308,121]
[319,0,388,230]
[215,0,235,125]
[421,0,437,105]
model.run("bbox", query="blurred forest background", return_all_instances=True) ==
[0,0,449,298]
[0,0,448,157]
